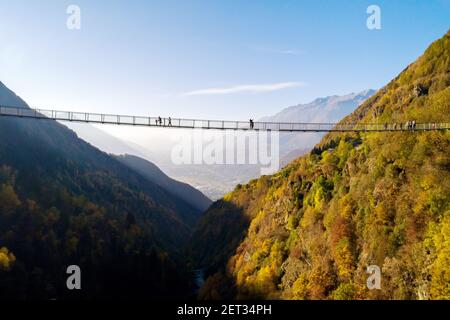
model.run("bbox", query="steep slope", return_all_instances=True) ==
[0,81,202,299]
[189,30,450,300]
[0,82,28,107]
[115,154,212,212]
[65,122,146,157]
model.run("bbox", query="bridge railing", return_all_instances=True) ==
[0,105,449,132]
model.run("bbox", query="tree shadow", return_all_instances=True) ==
[186,200,251,299]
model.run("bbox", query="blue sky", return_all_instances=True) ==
[0,0,449,120]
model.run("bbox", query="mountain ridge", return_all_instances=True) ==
[115,154,212,212]
[260,89,376,123]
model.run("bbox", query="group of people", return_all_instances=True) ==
[155,117,255,129]
[155,116,172,126]
[389,120,417,131]
[406,120,417,130]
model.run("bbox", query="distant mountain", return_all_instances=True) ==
[115,154,212,212]
[188,30,450,300]
[260,90,376,124]
[0,80,203,299]
[65,122,146,157]
[262,89,376,159]
[280,147,311,168]
[0,81,28,107]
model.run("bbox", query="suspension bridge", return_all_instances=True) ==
[0,105,449,132]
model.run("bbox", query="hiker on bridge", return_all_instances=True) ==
[249,119,254,130]
[406,120,417,131]
[158,116,162,125]
[168,117,172,126]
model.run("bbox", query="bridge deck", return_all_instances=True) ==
[1,106,449,132]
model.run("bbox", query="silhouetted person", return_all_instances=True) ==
[158,116,162,125]
[168,117,172,126]
[249,119,254,130]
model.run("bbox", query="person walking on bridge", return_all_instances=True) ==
[249,119,254,130]
[168,117,172,126]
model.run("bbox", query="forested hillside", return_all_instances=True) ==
[189,30,450,300]
[115,154,212,212]
[0,82,202,299]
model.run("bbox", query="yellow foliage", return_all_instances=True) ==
[300,206,318,229]
[292,274,309,300]
[334,238,354,280]
[430,246,450,299]
[333,283,356,300]
[0,184,21,215]
[0,247,16,271]
[427,212,450,299]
